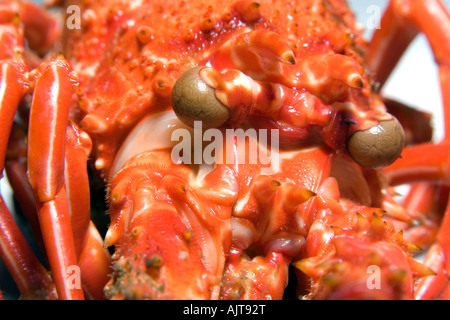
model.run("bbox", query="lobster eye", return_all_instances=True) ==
[347,117,405,169]
[171,66,231,129]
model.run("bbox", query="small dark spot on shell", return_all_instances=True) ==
[146,255,163,269]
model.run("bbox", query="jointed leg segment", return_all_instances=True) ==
[372,0,450,299]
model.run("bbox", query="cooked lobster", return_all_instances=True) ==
[0,0,449,300]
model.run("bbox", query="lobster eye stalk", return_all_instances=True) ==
[347,117,405,169]
[171,66,231,129]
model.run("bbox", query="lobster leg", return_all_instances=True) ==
[414,196,450,299]
[64,121,111,299]
[400,184,444,249]
[0,197,57,299]
[64,122,92,258]
[27,56,110,299]
[0,61,28,174]
[0,1,58,56]
[3,119,111,299]
[384,142,450,186]
[0,110,56,300]
[27,56,84,300]
[4,125,44,252]
[384,142,450,299]
[384,142,450,300]
[0,57,58,299]
[371,2,450,297]
[0,5,60,298]
[2,3,109,299]
[415,246,449,299]
[368,0,450,139]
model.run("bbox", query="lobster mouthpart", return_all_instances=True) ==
[105,151,238,299]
